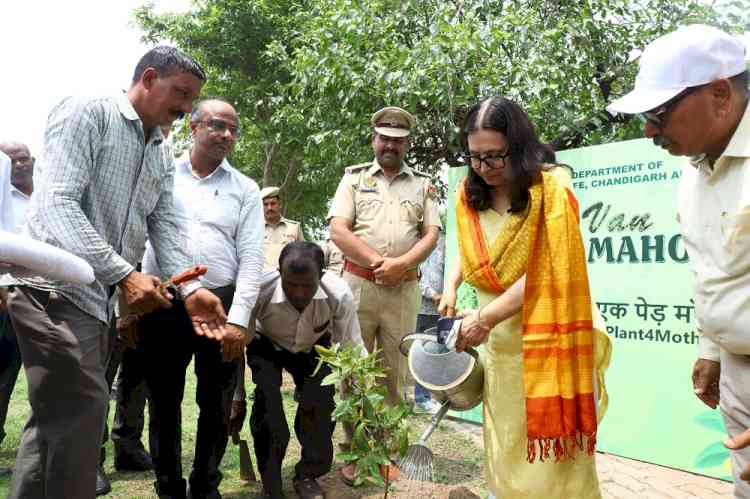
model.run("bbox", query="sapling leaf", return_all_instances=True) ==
[336,451,358,462]
[320,372,340,386]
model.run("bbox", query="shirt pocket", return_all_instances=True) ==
[400,199,424,223]
[313,320,331,334]
[356,197,383,222]
[135,170,163,218]
[138,148,171,216]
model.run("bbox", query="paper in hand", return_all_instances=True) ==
[443,319,463,351]
[0,230,95,284]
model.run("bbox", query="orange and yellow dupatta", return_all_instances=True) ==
[456,170,598,462]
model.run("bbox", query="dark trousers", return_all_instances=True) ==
[247,335,335,498]
[102,332,149,458]
[141,287,238,499]
[0,310,22,446]
[8,286,111,499]
[414,313,438,404]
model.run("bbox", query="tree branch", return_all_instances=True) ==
[279,156,301,193]
[262,142,278,187]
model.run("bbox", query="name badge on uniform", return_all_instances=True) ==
[358,176,378,193]
[427,182,437,200]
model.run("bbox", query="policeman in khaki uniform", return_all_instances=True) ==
[328,106,441,410]
[261,186,304,270]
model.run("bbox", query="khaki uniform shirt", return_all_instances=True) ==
[263,217,303,270]
[677,104,750,361]
[249,270,364,354]
[326,160,441,267]
[324,239,344,276]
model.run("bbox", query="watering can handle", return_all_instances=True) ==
[399,333,440,357]
[398,331,481,361]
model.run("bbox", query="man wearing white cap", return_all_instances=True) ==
[328,107,441,478]
[608,24,750,495]
[260,186,304,270]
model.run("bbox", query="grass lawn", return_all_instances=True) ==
[0,365,487,498]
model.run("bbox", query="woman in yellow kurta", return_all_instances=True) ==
[439,97,611,499]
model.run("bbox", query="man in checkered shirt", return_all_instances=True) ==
[5,46,233,499]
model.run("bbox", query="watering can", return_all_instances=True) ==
[399,317,484,411]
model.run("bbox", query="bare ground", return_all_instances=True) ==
[0,369,489,499]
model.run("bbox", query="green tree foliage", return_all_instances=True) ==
[134,0,747,233]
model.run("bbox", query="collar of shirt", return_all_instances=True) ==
[369,159,414,178]
[116,91,165,145]
[689,104,750,175]
[723,103,750,159]
[179,152,231,181]
[269,277,328,308]
[9,184,30,201]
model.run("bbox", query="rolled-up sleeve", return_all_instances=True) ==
[327,175,356,221]
[37,98,133,285]
[698,328,721,362]
[227,183,265,328]
[421,179,442,229]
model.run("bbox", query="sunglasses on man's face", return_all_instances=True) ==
[641,85,703,128]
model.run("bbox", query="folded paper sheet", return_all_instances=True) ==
[0,230,95,284]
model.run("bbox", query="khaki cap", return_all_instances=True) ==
[260,186,280,199]
[371,106,415,138]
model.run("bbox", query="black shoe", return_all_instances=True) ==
[154,478,187,499]
[114,446,154,471]
[293,477,324,499]
[96,465,112,496]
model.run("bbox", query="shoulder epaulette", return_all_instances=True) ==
[411,168,431,179]
[344,163,371,175]
[281,217,300,226]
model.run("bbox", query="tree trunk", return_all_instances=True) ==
[262,142,278,188]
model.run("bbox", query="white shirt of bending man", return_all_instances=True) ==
[249,268,364,354]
